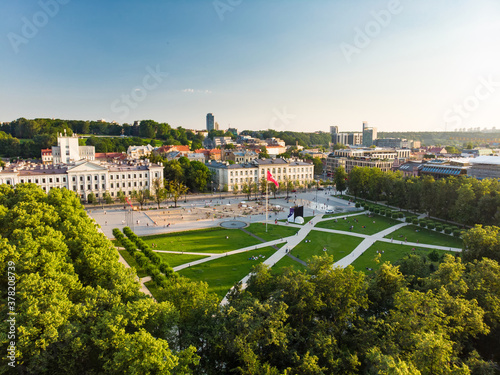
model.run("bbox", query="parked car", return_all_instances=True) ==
[317,187,325,191]
[325,209,334,214]
[291,189,297,193]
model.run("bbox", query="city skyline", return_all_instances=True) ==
[1,0,499,133]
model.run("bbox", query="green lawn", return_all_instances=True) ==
[155,252,209,268]
[316,214,401,235]
[179,246,278,299]
[118,250,148,278]
[272,254,307,274]
[141,227,262,253]
[245,223,299,241]
[289,231,363,264]
[351,241,455,273]
[384,225,463,248]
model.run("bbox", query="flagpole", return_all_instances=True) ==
[266,180,268,233]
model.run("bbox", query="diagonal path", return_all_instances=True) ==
[333,222,409,268]
[220,216,323,304]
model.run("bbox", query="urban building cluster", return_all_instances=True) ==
[2,114,500,201]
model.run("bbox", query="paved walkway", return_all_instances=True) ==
[332,222,408,268]
[220,216,322,304]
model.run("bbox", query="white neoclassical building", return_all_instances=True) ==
[0,160,164,201]
[207,158,314,190]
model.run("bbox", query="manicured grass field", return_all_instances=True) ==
[141,227,262,253]
[179,246,278,299]
[351,241,455,273]
[272,254,307,273]
[245,223,299,241]
[289,231,363,264]
[118,250,148,278]
[155,252,209,268]
[384,225,463,248]
[316,214,401,235]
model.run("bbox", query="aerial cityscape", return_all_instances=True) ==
[1,1,500,374]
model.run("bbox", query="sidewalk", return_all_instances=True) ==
[220,215,323,305]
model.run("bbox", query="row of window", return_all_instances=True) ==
[110,173,148,180]
[70,180,149,192]
[229,175,311,184]
[20,177,67,184]
[229,167,312,177]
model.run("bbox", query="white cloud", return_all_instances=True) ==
[182,88,212,94]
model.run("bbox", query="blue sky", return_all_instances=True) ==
[1,0,499,132]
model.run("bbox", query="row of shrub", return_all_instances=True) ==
[354,202,406,219]
[401,218,463,237]
[114,227,178,288]
[352,200,464,238]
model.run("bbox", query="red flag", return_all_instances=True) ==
[267,170,279,187]
[125,196,133,208]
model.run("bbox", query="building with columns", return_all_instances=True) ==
[0,159,163,201]
[207,158,314,191]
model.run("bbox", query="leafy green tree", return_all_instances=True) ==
[87,192,97,204]
[139,119,157,138]
[334,166,347,194]
[259,146,270,159]
[312,157,323,175]
[103,191,113,204]
[232,183,239,196]
[186,161,210,192]
[260,177,267,195]
[462,225,500,263]
[242,182,251,200]
[164,159,184,183]
[117,189,126,204]
[151,178,167,209]
[168,180,188,208]
[131,188,150,210]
